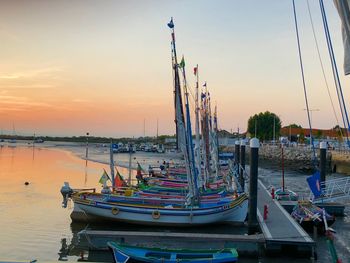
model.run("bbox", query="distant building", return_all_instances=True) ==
[280,127,344,139]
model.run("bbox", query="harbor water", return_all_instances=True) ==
[0,144,349,262]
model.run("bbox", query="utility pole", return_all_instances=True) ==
[273,116,276,144]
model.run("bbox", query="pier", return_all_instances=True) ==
[79,230,264,257]
[257,179,315,256]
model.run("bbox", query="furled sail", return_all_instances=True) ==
[333,0,350,75]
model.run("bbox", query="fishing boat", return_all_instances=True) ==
[71,191,248,226]
[108,241,238,263]
[273,145,299,201]
[274,188,298,201]
[291,201,335,233]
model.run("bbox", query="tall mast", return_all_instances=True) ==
[109,143,115,190]
[194,65,202,188]
[180,57,198,200]
[167,18,195,203]
[168,17,182,150]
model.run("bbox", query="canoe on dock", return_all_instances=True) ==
[108,241,238,263]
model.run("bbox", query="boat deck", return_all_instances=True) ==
[257,179,315,255]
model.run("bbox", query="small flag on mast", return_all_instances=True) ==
[99,169,110,184]
[179,56,185,68]
[167,18,174,29]
[203,82,207,87]
[193,66,198,76]
[114,168,126,188]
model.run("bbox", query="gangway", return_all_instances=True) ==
[311,177,350,203]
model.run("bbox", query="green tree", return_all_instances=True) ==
[247,111,281,141]
[284,123,302,128]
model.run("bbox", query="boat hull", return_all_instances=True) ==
[73,194,248,226]
[108,242,238,263]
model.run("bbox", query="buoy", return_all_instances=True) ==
[263,204,268,220]
[271,187,275,199]
[111,207,119,215]
[24,182,29,185]
[152,210,160,219]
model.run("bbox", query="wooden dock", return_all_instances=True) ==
[79,230,265,257]
[257,179,316,256]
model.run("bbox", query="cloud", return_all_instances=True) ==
[0,95,53,109]
[0,67,63,80]
[0,84,56,89]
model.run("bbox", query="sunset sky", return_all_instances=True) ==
[0,0,349,137]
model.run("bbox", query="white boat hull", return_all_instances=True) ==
[73,194,248,226]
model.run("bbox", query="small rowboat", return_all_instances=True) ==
[108,242,238,263]
[291,201,335,233]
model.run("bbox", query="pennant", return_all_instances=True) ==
[193,66,198,76]
[137,162,144,173]
[179,56,185,68]
[307,171,322,198]
[99,169,110,184]
[201,92,206,99]
[167,18,174,29]
[114,169,125,188]
[203,82,207,87]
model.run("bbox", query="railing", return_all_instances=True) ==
[311,177,350,203]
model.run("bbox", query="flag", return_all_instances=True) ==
[193,66,198,76]
[114,169,125,188]
[179,56,185,68]
[201,92,206,99]
[167,18,174,29]
[137,162,144,173]
[203,82,207,87]
[99,169,110,184]
[307,171,322,198]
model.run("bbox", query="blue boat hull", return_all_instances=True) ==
[108,242,238,263]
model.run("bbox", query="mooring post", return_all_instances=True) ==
[235,140,240,175]
[240,140,246,191]
[248,138,259,235]
[320,141,327,188]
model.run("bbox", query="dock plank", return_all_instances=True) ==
[257,179,314,245]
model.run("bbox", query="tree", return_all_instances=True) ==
[284,123,302,128]
[247,111,281,141]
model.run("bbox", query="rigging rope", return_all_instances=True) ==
[306,0,344,140]
[319,0,350,148]
[292,0,317,166]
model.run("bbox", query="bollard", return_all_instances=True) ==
[320,142,327,189]
[240,140,246,191]
[248,138,259,234]
[263,204,268,220]
[271,187,275,199]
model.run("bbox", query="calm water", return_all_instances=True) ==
[0,145,349,262]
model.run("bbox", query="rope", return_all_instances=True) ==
[292,0,317,167]
[319,0,350,148]
[306,0,344,140]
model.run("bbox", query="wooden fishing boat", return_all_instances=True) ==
[291,201,335,233]
[72,191,248,226]
[108,241,238,263]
